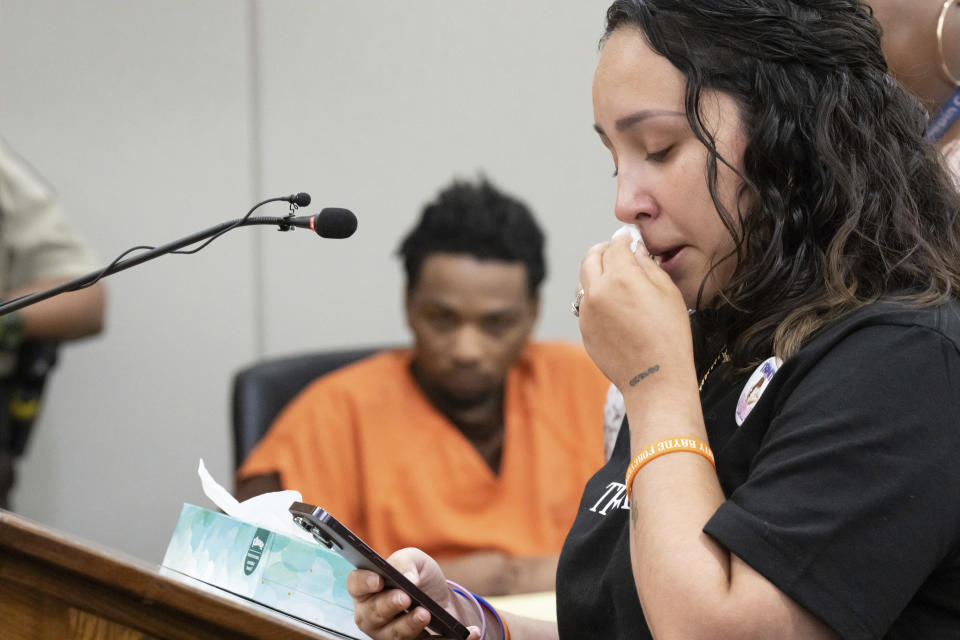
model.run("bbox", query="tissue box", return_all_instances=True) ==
[163,503,367,639]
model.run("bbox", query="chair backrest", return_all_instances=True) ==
[231,346,384,469]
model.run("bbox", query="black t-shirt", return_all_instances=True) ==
[556,301,960,639]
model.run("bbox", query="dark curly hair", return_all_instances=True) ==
[603,0,960,372]
[397,178,546,296]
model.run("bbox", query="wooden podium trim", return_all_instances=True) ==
[0,509,339,639]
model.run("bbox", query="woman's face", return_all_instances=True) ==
[592,27,749,309]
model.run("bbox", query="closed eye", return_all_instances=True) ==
[646,146,673,163]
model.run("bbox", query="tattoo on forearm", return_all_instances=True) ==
[629,365,660,387]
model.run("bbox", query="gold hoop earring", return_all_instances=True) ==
[937,0,960,86]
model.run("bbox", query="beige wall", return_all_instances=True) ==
[0,0,614,562]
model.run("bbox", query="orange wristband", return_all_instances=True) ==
[625,437,715,499]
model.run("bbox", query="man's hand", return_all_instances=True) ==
[439,551,558,596]
[10,278,105,341]
[234,472,283,502]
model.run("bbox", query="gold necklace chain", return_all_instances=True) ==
[698,348,729,392]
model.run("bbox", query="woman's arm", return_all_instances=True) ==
[438,551,558,596]
[498,611,557,640]
[578,235,837,640]
[622,401,836,640]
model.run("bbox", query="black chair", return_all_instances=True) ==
[231,346,385,469]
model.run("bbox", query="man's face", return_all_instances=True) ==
[406,253,539,405]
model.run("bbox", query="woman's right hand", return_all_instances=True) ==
[346,547,483,640]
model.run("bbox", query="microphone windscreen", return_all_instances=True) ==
[292,192,312,207]
[316,208,358,238]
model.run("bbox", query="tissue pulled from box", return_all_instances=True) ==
[198,458,315,544]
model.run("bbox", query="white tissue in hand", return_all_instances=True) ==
[197,458,315,543]
[612,224,643,253]
[612,224,661,264]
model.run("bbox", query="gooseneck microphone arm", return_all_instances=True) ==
[0,193,357,317]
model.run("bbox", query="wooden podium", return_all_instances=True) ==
[0,509,344,639]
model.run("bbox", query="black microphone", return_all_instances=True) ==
[0,195,358,316]
[281,192,312,207]
[282,207,358,238]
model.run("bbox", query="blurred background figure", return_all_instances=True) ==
[237,178,608,595]
[870,0,960,179]
[0,1,614,567]
[0,137,106,509]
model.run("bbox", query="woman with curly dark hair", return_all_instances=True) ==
[348,1,960,638]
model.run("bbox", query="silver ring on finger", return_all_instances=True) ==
[571,287,585,317]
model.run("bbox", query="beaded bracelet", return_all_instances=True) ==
[625,437,715,500]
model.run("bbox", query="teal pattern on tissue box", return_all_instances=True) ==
[163,503,366,639]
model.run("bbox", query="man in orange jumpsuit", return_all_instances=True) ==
[238,178,608,595]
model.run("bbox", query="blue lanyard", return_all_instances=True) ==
[926,85,960,141]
